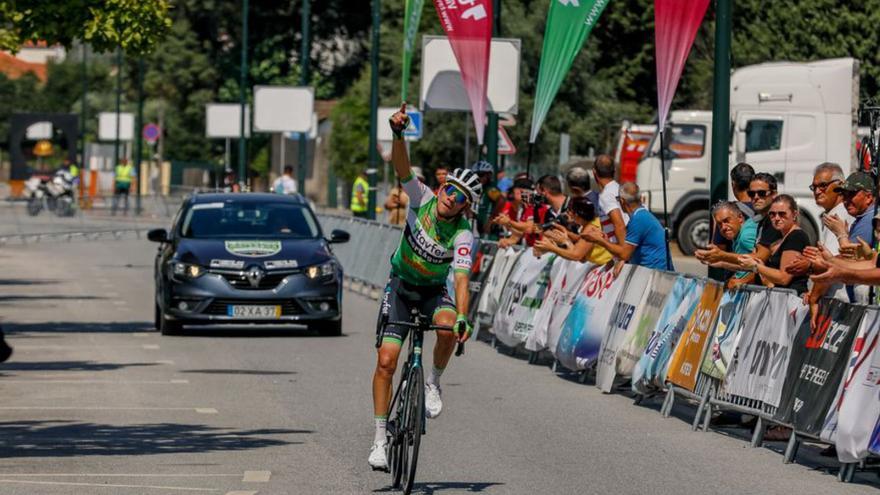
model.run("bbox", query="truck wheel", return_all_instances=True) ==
[677,209,711,256]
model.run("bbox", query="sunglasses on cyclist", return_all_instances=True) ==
[808,180,840,192]
[442,184,469,205]
[747,189,774,199]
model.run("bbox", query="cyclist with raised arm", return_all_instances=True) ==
[369,104,480,470]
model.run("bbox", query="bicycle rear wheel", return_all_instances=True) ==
[400,366,424,495]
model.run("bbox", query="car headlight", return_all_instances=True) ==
[306,261,335,279]
[170,261,204,280]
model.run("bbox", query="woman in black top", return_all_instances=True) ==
[738,195,812,294]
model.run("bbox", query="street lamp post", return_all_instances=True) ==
[298,0,311,196]
[135,58,144,215]
[367,0,381,220]
[238,0,249,186]
[709,0,732,281]
[114,47,122,174]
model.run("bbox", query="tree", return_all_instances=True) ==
[1,0,172,54]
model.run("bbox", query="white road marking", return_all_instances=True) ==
[0,406,216,413]
[0,379,189,384]
[112,300,128,306]
[242,471,271,483]
[0,479,219,491]
[133,332,152,337]
[157,360,176,365]
[225,491,257,495]
[142,344,160,350]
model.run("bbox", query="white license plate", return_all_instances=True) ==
[227,305,281,319]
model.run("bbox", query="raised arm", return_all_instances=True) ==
[389,103,412,180]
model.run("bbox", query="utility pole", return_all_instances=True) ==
[114,47,122,175]
[367,0,381,220]
[80,44,87,199]
[238,0,249,186]
[709,0,731,281]
[298,0,311,196]
[135,58,144,215]
[484,0,501,173]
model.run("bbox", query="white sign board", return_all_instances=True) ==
[206,103,251,138]
[377,107,422,142]
[285,112,319,140]
[253,86,314,133]
[26,122,53,140]
[420,36,521,114]
[98,112,135,141]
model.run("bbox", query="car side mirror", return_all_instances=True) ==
[147,228,169,243]
[328,229,350,244]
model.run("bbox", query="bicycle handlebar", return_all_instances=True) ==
[385,320,466,356]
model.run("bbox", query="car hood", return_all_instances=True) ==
[175,238,333,268]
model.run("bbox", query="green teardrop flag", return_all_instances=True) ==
[401,0,425,101]
[529,0,611,143]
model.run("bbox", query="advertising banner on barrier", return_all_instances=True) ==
[667,281,724,392]
[476,247,521,324]
[493,251,554,347]
[596,266,653,392]
[700,289,751,380]
[542,260,596,355]
[822,308,880,456]
[775,298,862,435]
[616,271,677,378]
[725,290,805,407]
[526,258,587,351]
[468,241,498,321]
[632,276,702,394]
[555,263,626,371]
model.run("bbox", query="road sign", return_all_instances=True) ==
[403,110,422,140]
[98,112,135,141]
[377,108,423,142]
[497,126,516,155]
[205,103,251,138]
[142,123,160,144]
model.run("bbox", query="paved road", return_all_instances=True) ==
[0,236,875,493]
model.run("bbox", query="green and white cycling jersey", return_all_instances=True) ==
[389,174,473,286]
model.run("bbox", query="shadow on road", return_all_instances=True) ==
[180,369,297,376]
[0,360,159,373]
[0,295,105,303]
[0,279,59,286]
[375,482,504,494]
[172,327,349,339]
[3,322,152,334]
[0,420,311,458]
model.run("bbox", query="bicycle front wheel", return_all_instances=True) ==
[400,366,424,495]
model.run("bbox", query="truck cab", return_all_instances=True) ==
[637,58,859,255]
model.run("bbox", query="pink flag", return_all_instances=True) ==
[433,0,492,144]
[654,0,710,128]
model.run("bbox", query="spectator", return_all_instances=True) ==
[711,163,756,250]
[793,163,851,302]
[582,182,671,270]
[822,171,876,302]
[384,182,410,226]
[738,195,812,294]
[534,196,611,265]
[565,166,592,200]
[591,155,628,249]
[471,161,505,237]
[272,165,298,195]
[433,166,449,194]
[494,176,565,246]
[696,202,757,287]
[223,168,241,193]
[351,170,370,219]
[494,177,546,248]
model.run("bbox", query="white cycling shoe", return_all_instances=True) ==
[425,383,443,419]
[368,441,388,471]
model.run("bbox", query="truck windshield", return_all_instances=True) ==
[180,202,320,239]
[644,124,706,160]
[745,120,783,152]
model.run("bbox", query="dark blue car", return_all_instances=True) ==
[148,193,350,336]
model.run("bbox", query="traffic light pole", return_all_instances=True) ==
[298,0,311,195]
[367,0,381,220]
[135,58,144,215]
[709,0,731,281]
[113,48,122,174]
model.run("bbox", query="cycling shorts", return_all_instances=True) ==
[376,275,456,346]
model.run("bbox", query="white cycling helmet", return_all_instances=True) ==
[470,160,494,176]
[446,168,483,206]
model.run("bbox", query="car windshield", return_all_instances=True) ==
[179,201,320,239]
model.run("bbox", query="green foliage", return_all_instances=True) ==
[0,0,173,54]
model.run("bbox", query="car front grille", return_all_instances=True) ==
[212,270,296,290]
[204,299,304,316]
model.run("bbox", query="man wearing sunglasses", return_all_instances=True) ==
[369,104,482,471]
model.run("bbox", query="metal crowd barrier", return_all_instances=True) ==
[0,229,153,245]
[317,213,401,296]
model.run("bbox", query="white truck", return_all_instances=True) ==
[637,58,860,255]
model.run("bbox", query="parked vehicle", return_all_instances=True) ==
[613,122,656,183]
[637,58,860,255]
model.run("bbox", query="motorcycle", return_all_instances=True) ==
[23,171,77,217]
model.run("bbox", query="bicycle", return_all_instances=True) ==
[380,308,464,494]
